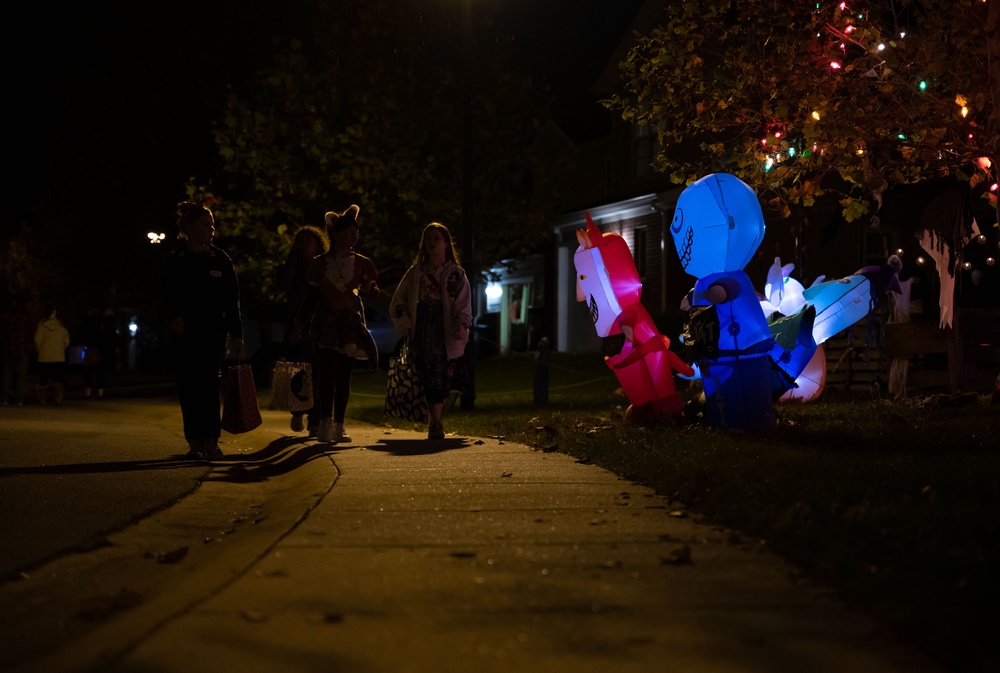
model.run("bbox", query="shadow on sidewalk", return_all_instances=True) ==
[204,437,339,483]
[0,436,335,484]
[367,437,470,456]
[0,433,474,486]
[0,456,213,477]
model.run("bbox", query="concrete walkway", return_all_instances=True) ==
[4,409,946,673]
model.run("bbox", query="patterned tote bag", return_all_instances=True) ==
[384,338,429,424]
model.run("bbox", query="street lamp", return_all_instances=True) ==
[147,232,166,244]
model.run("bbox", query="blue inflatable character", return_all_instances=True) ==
[672,174,775,431]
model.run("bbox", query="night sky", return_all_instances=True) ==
[8,0,646,230]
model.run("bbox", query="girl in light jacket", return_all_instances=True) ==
[390,222,472,439]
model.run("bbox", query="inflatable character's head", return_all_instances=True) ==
[671,173,765,277]
[760,257,813,317]
[573,212,642,337]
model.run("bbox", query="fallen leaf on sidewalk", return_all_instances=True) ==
[660,545,693,565]
[143,546,189,564]
[240,609,269,622]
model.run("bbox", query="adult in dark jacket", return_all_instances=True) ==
[164,199,244,459]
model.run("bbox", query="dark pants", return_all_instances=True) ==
[171,332,226,442]
[315,348,353,423]
[83,362,106,389]
[37,361,67,385]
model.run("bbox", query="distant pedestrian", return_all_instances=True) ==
[0,293,35,406]
[389,222,472,439]
[292,205,379,444]
[80,305,117,399]
[34,305,71,406]
[164,199,244,460]
[277,225,328,435]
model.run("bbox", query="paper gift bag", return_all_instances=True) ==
[384,339,428,424]
[269,361,314,412]
[222,364,263,434]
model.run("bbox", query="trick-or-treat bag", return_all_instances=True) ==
[222,364,263,434]
[384,338,428,424]
[269,361,313,412]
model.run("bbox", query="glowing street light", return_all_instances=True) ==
[148,232,166,244]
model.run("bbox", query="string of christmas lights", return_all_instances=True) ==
[754,1,996,273]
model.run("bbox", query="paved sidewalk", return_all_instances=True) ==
[7,411,946,673]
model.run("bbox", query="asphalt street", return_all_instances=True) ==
[0,397,209,580]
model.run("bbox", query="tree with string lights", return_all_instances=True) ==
[608,0,998,228]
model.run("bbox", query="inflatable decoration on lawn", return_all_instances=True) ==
[803,258,902,345]
[759,258,822,318]
[759,254,903,403]
[574,213,694,420]
[573,213,642,338]
[672,173,775,431]
[759,258,825,402]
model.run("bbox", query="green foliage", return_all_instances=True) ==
[607,0,997,221]
[189,0,568,305]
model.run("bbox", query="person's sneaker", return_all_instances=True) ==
[333,422,351,443]
[203,439,224,460]
[290,414,305,432]
[427,422,445,440]
[317,418,335,443]
[186,440,206,460]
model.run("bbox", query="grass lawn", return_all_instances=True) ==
[342,351,998,673]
